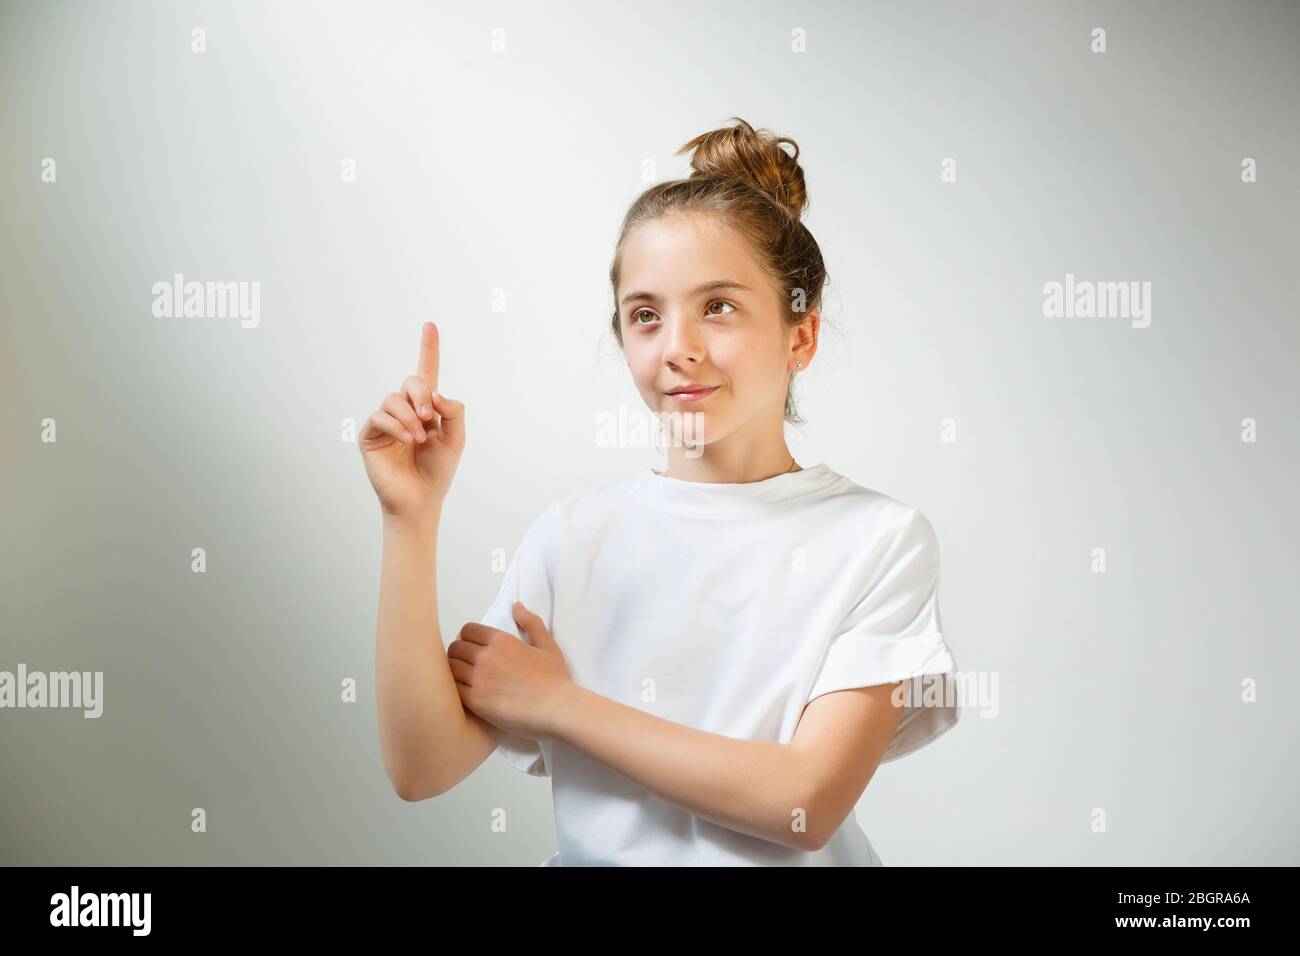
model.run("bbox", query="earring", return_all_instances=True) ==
[795,361,802,369]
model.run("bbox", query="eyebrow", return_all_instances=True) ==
[619,280,752,308]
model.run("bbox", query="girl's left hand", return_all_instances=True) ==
[448,601,574,740]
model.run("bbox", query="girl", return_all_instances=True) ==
[361,117,961,866]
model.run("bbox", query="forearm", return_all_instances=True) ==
[550,686,819,851]
[374,510,466,797]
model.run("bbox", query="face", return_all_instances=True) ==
[615,213,816,451]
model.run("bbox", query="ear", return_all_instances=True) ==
[789,307,819,368]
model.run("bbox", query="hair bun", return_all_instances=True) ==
[676,116,808,219]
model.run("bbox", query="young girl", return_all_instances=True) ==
[361,117,961,866]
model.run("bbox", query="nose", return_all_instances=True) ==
[661,312,704,368]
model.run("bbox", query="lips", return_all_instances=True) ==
[665,385,719,402]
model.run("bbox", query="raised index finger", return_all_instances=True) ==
[416,321,439,390]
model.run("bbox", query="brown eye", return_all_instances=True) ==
[630,308,657,325]
[706,300,736,316]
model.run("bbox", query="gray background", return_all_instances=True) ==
[2,0,1296,865]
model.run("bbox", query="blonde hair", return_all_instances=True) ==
[608,117,828,424]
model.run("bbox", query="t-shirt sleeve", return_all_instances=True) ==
[464,502,559,777]
[804,507,961,763]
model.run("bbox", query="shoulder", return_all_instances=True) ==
[516,472,632,549]
[808,473,943,592]
[543,472,640,526]
[818,469,937,549]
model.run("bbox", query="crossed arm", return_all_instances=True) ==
[545,680,904,852]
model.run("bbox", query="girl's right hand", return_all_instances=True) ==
[359,322,466,521]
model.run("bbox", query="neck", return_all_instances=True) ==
[656,446,799,484]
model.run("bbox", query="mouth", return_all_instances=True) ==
[664,385,720,402]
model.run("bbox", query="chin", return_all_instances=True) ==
[655,407,719,449]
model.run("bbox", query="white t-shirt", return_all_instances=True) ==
[464,462,961,866]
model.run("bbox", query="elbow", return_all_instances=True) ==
[799,825,832,853]
[783,819,829,853]
[387,764,448,803]
[393,779,428,802]
[794,788,842,853]
[800,832,832,853]
[392,775,440,802]
[783,804,824,852]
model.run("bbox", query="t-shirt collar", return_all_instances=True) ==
[624,462,840,517]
